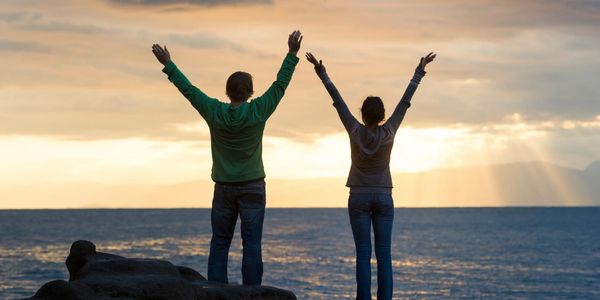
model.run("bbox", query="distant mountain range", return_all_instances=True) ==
[2,161,599,208]
[390,160,600,206]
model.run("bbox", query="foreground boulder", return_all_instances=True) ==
[21,240,296,300]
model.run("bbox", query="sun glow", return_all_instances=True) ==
[1,0,599,208]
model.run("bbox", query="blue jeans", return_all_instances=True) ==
[348,192,394,300]
[207,180,266,285]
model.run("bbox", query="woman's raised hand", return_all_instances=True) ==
[419,52,436,70]
[305,52,326,73]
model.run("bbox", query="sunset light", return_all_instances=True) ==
[1,0,599,208]
[2,1,600,300]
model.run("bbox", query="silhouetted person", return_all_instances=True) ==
[152,30,303,285]
[306,51,436,300]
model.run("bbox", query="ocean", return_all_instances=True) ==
[1,208,599,299]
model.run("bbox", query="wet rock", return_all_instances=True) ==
[21,240,296,300]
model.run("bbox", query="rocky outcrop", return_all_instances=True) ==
[21,240,296,300]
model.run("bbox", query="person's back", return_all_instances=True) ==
[152,30,303,285]
[193,66,296,183]
[347,124,396,189]
[208,103,268,181]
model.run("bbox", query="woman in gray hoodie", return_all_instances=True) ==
[306,51,436,300]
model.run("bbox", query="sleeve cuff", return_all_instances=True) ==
[162,61,176,74]
[285,53,300,65]
[411,68,426,84]
[415,67,426,76]
[332,99,343,106]
[316,69,330,83]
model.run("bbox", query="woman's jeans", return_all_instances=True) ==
[207,180,266,285]
[348,192,394,300]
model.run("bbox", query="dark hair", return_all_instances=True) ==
[226,71,253,102]
[361,96,385,126]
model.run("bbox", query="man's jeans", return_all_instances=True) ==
[207,180,266,285]
[348,192,394,300]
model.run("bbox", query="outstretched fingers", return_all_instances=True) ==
[152,44,164,57]
[152,44,171,65]
[305,52,326,74]
[290,30,302,43]
[305,52,321,66]
[419,51,437,69]
[305,52,315,64]
[425,52,437,62]
[288,29,302,55]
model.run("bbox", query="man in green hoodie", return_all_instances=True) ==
[152,30,302,285]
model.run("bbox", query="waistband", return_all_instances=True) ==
[349,186,392,194]
[214,177,265,186]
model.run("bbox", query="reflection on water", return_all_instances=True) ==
[1,208,599,299]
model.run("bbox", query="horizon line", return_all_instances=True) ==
[2,205,600,211]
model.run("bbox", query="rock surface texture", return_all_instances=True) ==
[21,240,296,300]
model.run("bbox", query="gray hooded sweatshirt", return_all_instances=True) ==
[315,66,426,194]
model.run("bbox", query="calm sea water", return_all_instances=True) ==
[1,208,599,299]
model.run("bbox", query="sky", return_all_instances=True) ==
[1,0,599,208]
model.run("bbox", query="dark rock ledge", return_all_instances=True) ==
[20,240,296,300]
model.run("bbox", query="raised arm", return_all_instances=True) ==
[386,52,436,130]
[305,52,359,133]
[252,30,302,120]
[152,44,220,123]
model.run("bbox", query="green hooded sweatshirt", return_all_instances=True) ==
[162,54,299,183]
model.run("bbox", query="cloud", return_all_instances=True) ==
[168,33,246,52]
[0,12,41,23]
[109,0,271,6]
[0,39,50,52]
[0,0,598,150]
[19,21,107,34]
[405,1,600,30]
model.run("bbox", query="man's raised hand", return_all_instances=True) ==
[152,44,171,65]
[419,52,436,70]
[288,30,303,56]
[305,52,325,73]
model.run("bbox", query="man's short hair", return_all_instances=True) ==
[226,71,254,102]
